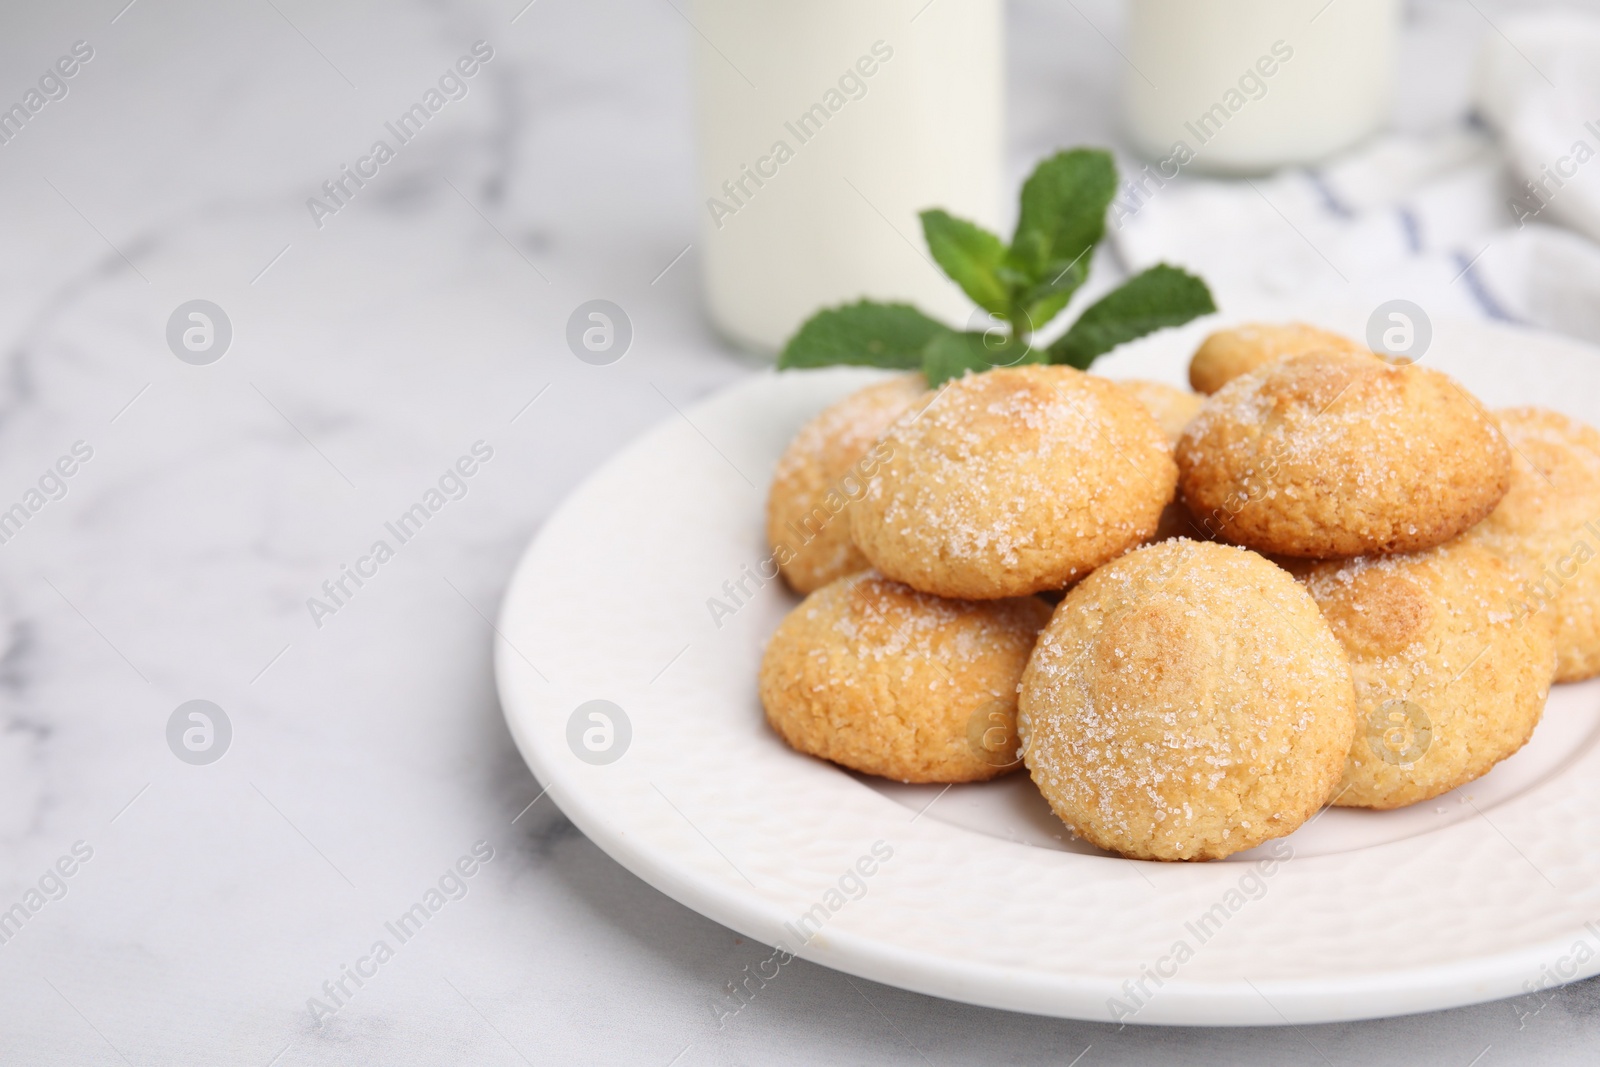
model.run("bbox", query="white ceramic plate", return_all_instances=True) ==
[496,312,1600,1025]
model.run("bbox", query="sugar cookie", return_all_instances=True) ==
[767,374,927,593]
[1019,540,1356,861]
[1300,540,1555,809]
[760,571,1051,783]
[1117,379,1204,444]
[1465,407,1600,682]
[852,366,1176,598]
[1178,351,1510,558]
[1189,322,1365,394]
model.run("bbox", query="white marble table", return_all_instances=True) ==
[1,0,1597,1062]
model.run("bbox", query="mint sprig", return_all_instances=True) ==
[777,148,1216,386]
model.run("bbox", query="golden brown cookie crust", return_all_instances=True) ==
[1116,378,1205,444]
[1018,540,1356,861]
[851,366,1177,599]
[759,571,1051,783]
[766,374,927,594]
[1300,540,1555,809]
[1177,351,1511,557]
[1189,321,1365,394]
[1466,407,1600,682]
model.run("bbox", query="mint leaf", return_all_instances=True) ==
[1048,264,1216,370]
[1008,149,1117,276]
[1014,257,1093,335]
[920,210,1008,314]
[778,301,954,370]
[1005,149,1117,329]
[921,331,1043,387]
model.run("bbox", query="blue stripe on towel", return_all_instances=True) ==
[1307,170,1354,219]
[1397,206,1423,253]
[1454,250,1519,322]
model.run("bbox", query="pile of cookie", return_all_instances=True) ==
[759,322,1600,861]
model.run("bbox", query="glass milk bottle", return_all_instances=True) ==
[1124,0,1398,174]
[692,0,1004,354]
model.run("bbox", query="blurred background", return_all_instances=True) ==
[3,0,1600,1063]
